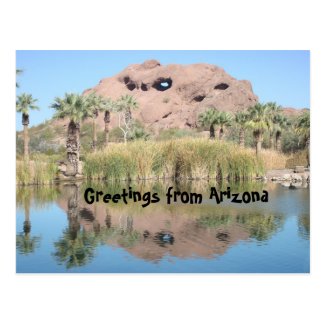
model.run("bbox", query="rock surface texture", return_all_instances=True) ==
[84,60,259,132]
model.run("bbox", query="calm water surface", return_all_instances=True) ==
[16,181,310,273]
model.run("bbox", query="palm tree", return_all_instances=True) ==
[246,103,271,156]
[116,95,139,143]
[273,114,289,152]
[101,97,116,147]
[16,69,23,88]
[216,111,233,141]
[295,111,310,166]
[16,93,39,160]
[51,93,92,176]
[198,108,219,139]
[235,111,248,147]
[86,93,110,152]
[265,102,282,149]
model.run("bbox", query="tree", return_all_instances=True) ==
[51,93,92,176]
[265,102,282,149]
[273,114,289,152]
[295,111,310,166]
[198,108,219,139]
[86,93,114,152]
[16,69,23,88]
[246,103,271,156]
[235,111,248,147]
[216,111,233,141]
[16,93,39,160]
[116,95,139,143]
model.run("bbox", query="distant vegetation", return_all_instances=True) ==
[16,74,310,185]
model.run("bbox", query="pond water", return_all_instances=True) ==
[16,181,310,273]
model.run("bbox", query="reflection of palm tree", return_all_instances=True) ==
[298,214,310,239]
[53,229,98,269]
[53,184,97,269]
[236,214,284,242]
[16,191,41,255]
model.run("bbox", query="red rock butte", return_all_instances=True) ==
[83,59,259,132]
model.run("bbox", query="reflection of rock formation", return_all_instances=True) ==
[55,182,288,265]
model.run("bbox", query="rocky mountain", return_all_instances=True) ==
[83,60,259,132]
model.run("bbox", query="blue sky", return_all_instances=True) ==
[16,50,310,130]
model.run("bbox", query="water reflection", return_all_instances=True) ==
[16,181,310,272]
[16,187,41,255]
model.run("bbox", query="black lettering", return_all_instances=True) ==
[133,191,141,202]
[251,191,260,202]
[112,194,121,203]
[190,192,202,204]
[142,192,151,208]
[151,193,160,204]
[96,191,103,202]
[103,193,111,203]
[166,187,173,204]
[231,193,242,203]
[261,190,269,202]
[242,192,251,203]
[181,192,189,203]
[84,187,95,204]
[210,187,221,204]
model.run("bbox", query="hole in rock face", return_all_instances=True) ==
[214,83,229,90]
[141,83,148,91]
[152,78,173,91]
[123,76,130,84]
[126,82,136,91]
[193,95,205,102]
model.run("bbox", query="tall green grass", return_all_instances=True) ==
[16,155,58,185]
[84,138,265,181]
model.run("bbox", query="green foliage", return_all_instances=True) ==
[236,214,284,241]
[51,93,92,123]
[156,128,199,141]
[16,156,58,185]
[295,111,310,145]
[16,93,39,115]
[84,138,264,181]
[129,120,151,140]
[246,103,270,135]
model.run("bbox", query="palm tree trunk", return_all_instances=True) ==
[104,110,110,147]
[239,128,245,147]
[66,120,80,176]
[219,126,224,141]
[104,123,109,146]
[209,124,215,139]
[92,117,97,152]
[22,113,29,160]
[92,110,98,152]
[255,131,263,157]
[269,131,274,150]
[275,131,282,151]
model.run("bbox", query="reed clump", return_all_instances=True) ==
[16,154,58,185]
[84,138,265,181]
